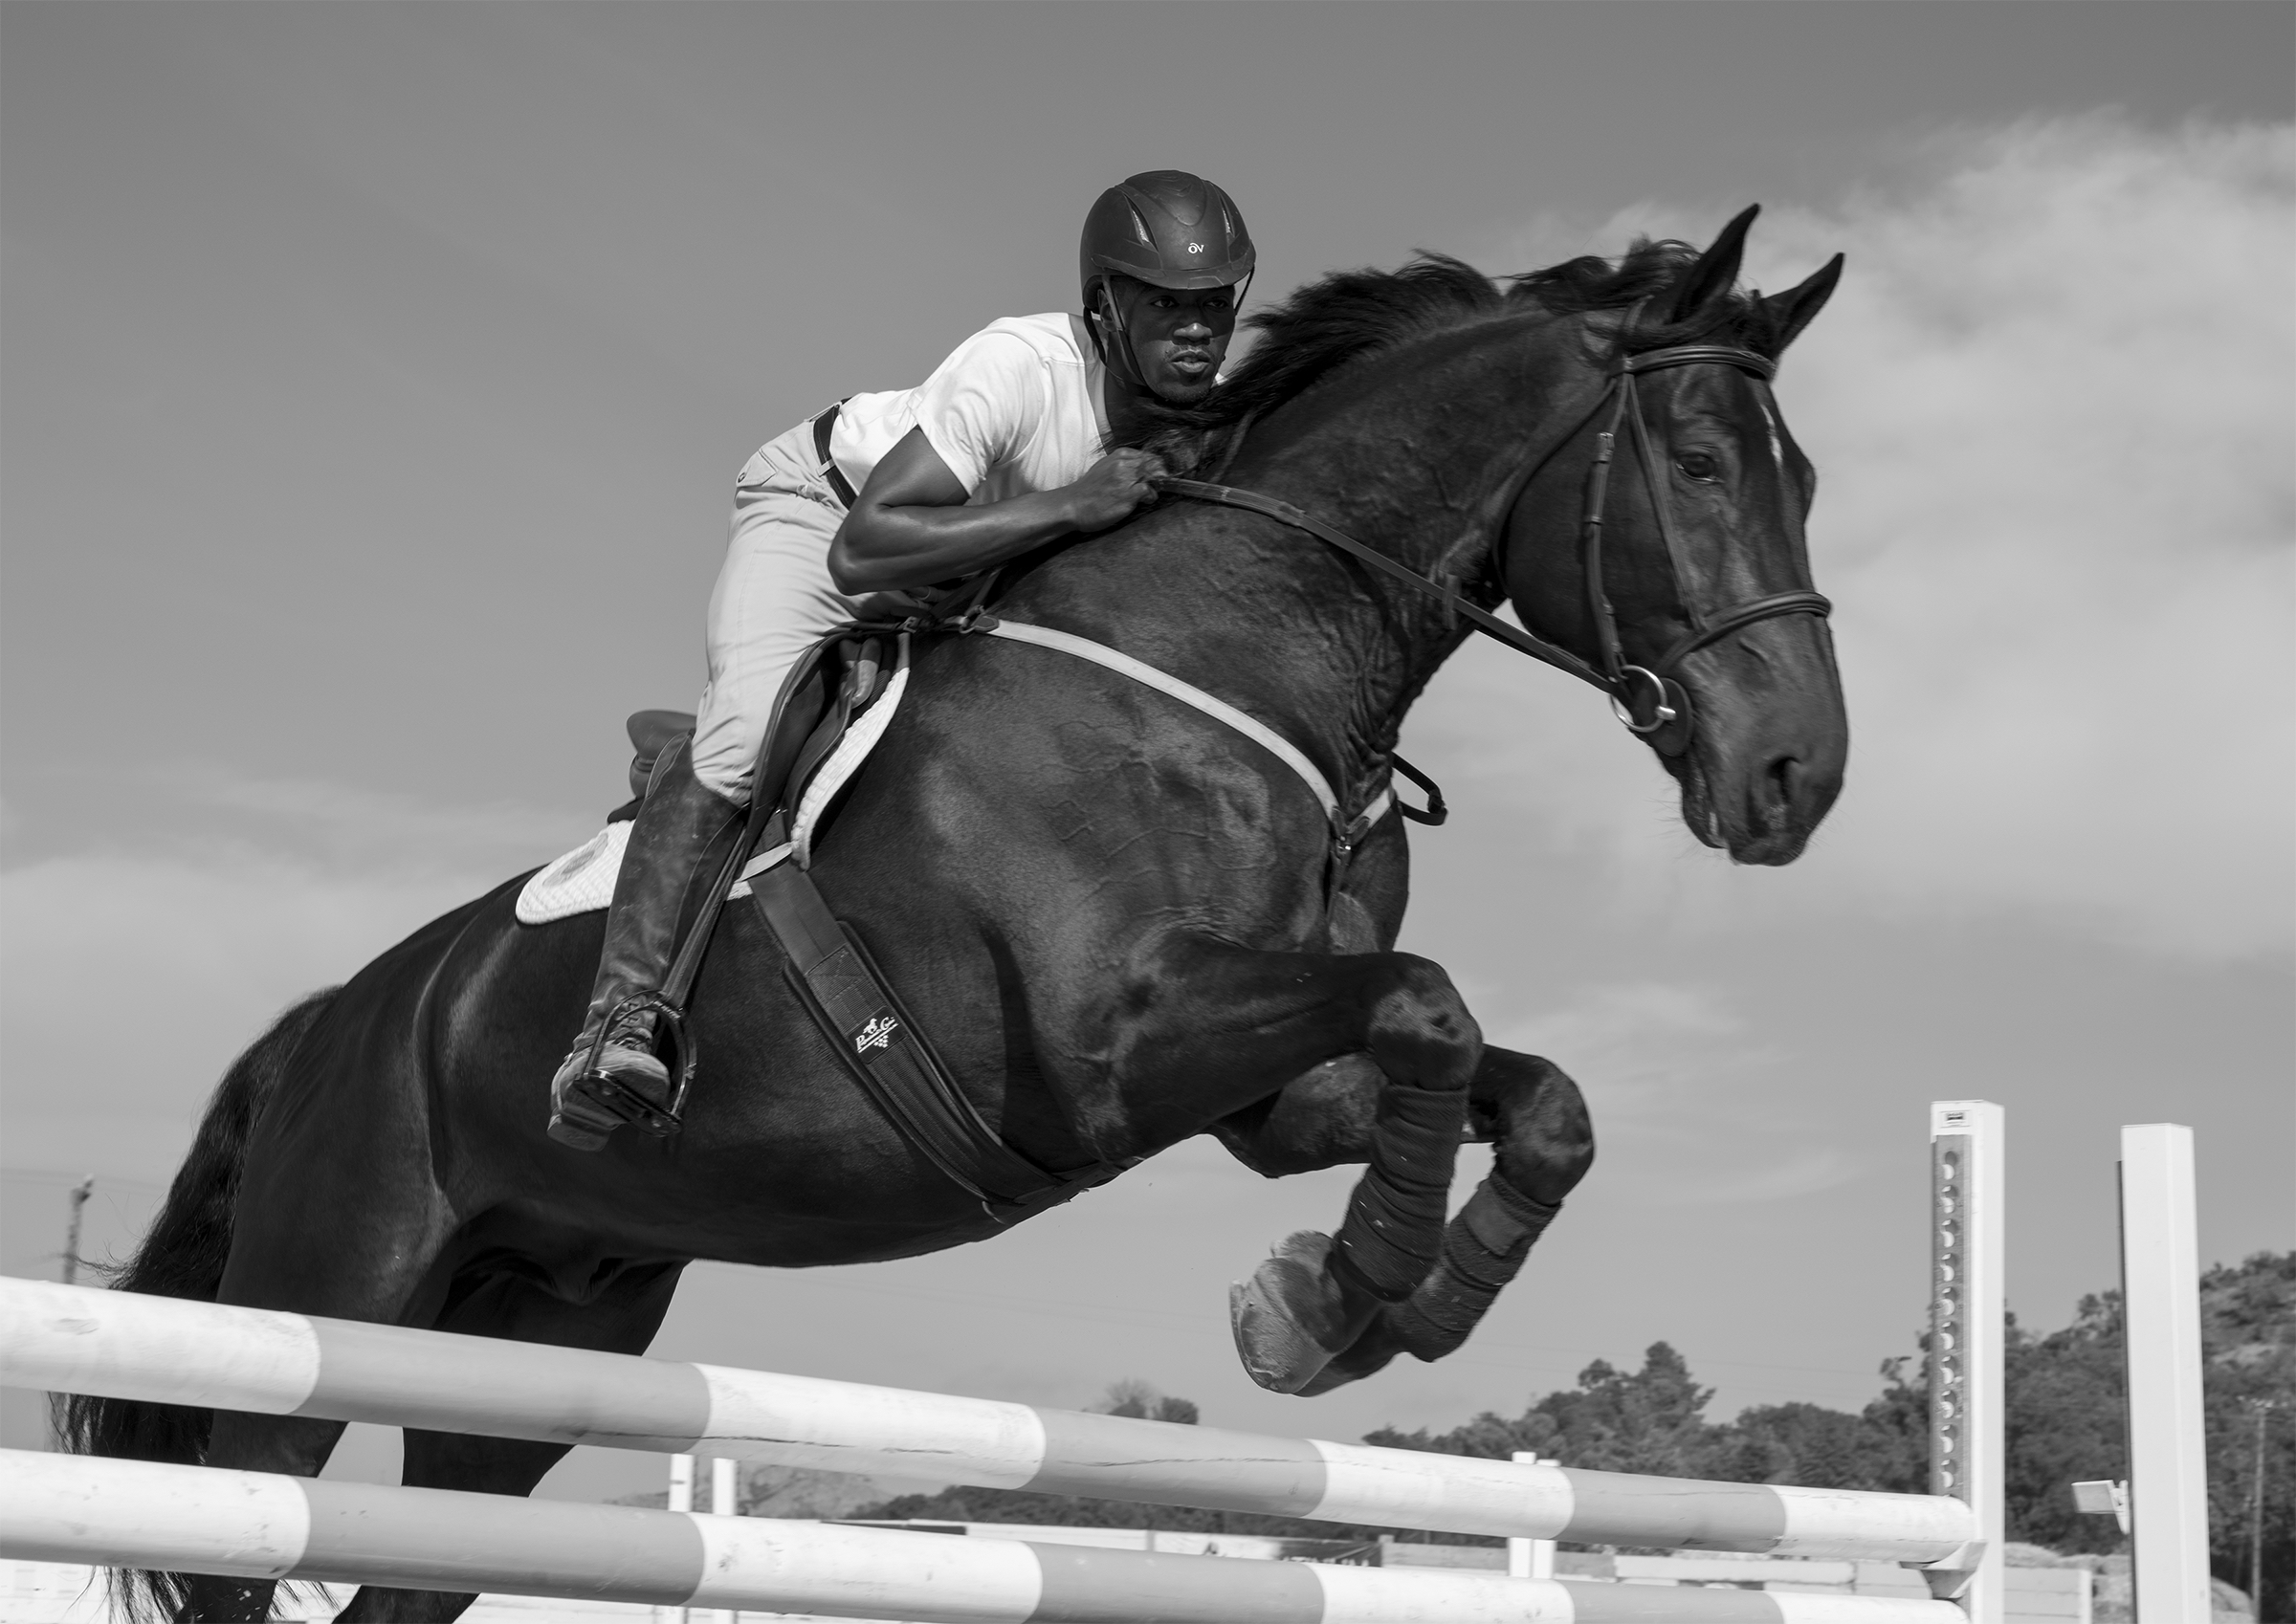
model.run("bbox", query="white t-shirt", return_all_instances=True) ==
[828,314,1111,506]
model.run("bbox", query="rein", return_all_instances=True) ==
[1157,338,1831,757]
[955,329,1829,908]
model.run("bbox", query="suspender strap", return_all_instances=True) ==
[812,403,860,509]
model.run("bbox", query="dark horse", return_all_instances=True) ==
[68,208,1844,1621]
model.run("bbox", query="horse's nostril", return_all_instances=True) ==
[1764,754,1799,810]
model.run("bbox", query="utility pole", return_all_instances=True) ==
[60,1177,94,1286]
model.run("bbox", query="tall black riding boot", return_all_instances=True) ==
[547,735,744,1151]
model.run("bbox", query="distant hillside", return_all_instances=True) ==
[850,1255,2295,1614]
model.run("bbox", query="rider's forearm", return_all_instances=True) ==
[828,490,1086,595]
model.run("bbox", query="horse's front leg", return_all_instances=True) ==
[1121,937,1480,1394]
[1204,1046,1594,1393]
[1299,1046,1593,1394]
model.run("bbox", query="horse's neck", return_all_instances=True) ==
[1011,316,1587,795]
[1203,318,1591,770]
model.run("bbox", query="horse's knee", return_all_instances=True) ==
[1364,955,1481,1088]
[1493,1056,1594,1206]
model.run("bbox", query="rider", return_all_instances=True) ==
[547,170,1256,1150]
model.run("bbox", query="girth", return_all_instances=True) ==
[744,849,1122,1223]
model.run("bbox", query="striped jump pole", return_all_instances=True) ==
[1927,1102,2004,1621]
[0,1274,1974,1564]
[0,1447,1966,1624]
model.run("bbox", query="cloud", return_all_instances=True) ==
[1442,118,2294,960]
[9,763,593,878]
[0,772,592,1179]
[1487,980,1763,1126]
[1476,982,1858,1207]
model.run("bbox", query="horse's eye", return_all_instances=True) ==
[1677,450,1720,481]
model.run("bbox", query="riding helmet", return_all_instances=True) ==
[1079,171,1256,303]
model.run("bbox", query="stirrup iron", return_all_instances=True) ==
[568,992,695,1138]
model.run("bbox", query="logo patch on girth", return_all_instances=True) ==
[854,1015,899,1054]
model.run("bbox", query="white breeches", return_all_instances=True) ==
[689,420,867,801]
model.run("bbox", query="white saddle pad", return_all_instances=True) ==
[514,661,911,925]
[516,821,632,924]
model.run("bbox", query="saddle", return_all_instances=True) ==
[616,634,894,823]
[629,626,1115,1224]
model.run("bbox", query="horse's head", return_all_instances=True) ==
[1502,208,1847,865]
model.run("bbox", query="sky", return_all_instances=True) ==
[2,2,2290,1508]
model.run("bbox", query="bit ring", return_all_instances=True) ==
[1609,666,1677,735]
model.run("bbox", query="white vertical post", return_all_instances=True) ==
[1930,1101,2004,1622]
[709,1456,740,1624]
[2120,1124,2211,1623]
[664,1454,695,1624]
[1506,1453,1556,1578]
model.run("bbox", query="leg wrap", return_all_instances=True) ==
[1389,1172,1562,1360]
[1331,1083,1469,1304]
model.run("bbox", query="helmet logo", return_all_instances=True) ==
[1187,242,1205,254]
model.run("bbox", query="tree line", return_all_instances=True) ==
[853,1251,2292,1616]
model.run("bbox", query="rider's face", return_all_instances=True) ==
[1107,280,1238,405]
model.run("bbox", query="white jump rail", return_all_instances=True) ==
[2,1100,2014,1619]
[0,1447,1965,1624]
[0,1274,1972,1564]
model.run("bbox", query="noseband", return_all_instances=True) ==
[1158,333,1832,757]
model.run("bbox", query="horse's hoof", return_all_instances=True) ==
[1293,1315,1407,1396]
[1228,1230,1357,1394]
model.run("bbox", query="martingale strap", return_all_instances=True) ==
[974,616,1399,849]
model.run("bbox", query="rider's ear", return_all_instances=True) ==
[1755,254,1844,357]
[1667,204,1760,326]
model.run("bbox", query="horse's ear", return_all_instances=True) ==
[1667,204,1760,325]
[1756,253,1844,356]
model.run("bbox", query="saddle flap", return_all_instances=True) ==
[774,635,892,830]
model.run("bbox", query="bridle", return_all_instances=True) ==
[1156,322,1832,758]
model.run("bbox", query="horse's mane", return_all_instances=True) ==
[1126,237,1781,465]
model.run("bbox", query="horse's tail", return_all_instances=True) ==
[55,986,340,1623]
